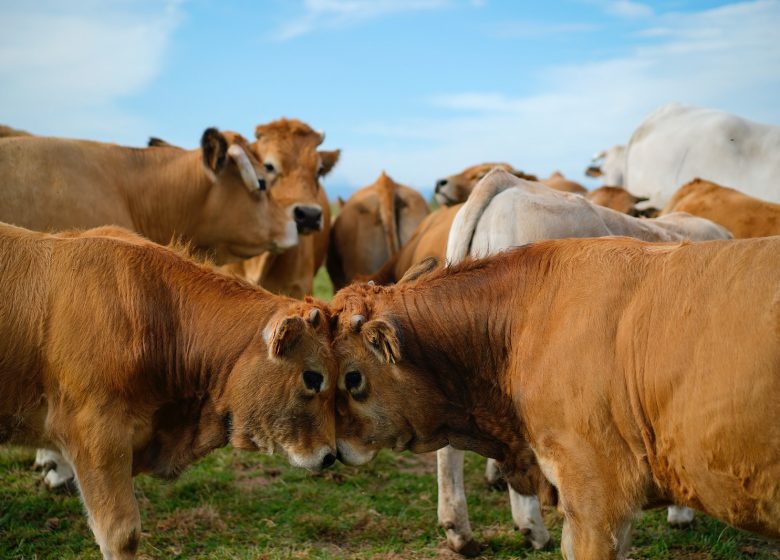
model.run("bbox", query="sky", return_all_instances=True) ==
[1,0,779,199]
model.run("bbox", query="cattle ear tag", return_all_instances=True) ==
[265,316,305,358]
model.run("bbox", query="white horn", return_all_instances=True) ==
[227,144,261,193]
[317,130,325,145]
[308,308,321,326]
[350,314,365,332]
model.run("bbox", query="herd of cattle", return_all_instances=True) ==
[0,101,778,560]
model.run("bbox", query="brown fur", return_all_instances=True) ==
[327,172,430,289]
[587,185,651,215]
[540,170,587,194]
[0,124,32,138]
[434,162,538,206]
[662,178,780,237]
[364,205,461,285]
[331,237,780,558]
[0,223,337,558]
[223,118,340,298]
[0,129,292,265]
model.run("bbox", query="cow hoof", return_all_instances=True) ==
[43,470,78,494]
[517,526,552,550]
[449,538,480,557]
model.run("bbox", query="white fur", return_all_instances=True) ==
[509,487,550,549]
[436,446,475,553]
[336,439,376,466]
[285,444,333,472]
[34,449,76,490]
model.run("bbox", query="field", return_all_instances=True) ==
[1,267,778,559]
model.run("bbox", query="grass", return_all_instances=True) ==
[1,269,777,559]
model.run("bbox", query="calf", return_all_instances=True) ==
[331,236,780,560]
[0,224,337,559]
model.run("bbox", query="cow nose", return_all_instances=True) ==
[321,453,336,469]
[293,205,323,234]
[435,179,448,192]
[257,177,266,191]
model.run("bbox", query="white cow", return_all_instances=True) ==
[437,169,731,555]
[626,103,780,208]
[585,144,626,186]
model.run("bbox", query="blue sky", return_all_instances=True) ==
[1,0,778,198]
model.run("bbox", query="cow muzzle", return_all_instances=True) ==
[293,204,323,234]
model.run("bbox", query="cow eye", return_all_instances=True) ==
[302,370,323,393]
[264,162,276,173]
[345,371,362,391]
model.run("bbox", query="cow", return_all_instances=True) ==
[435,170,730,554]
[0,128,296,264]
[327,171,429,289]
[0,223,337,559]
[585,145,626,187]
[626,103,780,207]
[0,128,298,490]
[662,178,780,238]
[433,163,537,206]
[540,171,587,194]
[586,186,653,216]
[224,119,340,298]
[330,234,780,560]
[365,204,461,285]
[0,124,31,138]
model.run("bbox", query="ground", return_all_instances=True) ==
[1,267,778,559]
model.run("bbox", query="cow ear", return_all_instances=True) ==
[318,149,341,177]
[265,316,306,358]
[511,169,538,181]
[336,196,346,210]
[398,257,437,284]
[201,128,229,175]
[362,319,400,364]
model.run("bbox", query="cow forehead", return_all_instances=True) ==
[255,133,321,167]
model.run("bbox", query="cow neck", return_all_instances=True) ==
[120,148,210,246]
[153,257,279,404]
[386,260,534,462]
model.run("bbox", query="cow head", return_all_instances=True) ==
[434,163,536,206]
[225,301,338,471]
[194,128,298,264]
[329,260,448,466]
[253,118,340,235]
[586,186,650,215]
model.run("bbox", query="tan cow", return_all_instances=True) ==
[540,171,587,194]
[586,186,652,216]
[662,178,780,237]
[327,171,429,289]
[433,163,537,206]
[0,124,31,137]
[331,236,780,560]
[0,129,296,264]
[0,223,337,559]
[366,204,461,285]
[225,119,340,298]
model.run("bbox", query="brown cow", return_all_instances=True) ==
[586,186,652,216]
[433,163,537,206]
[365,204,461,285]
[331,237,780,559]
[0,129,296,265]
[225,119,340,298]
[327,171,429,289]
[540,171,587,194]
[662,178,780,237]
[0,223,337,559]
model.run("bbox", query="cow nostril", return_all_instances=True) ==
[435,179,447,190]
[293,207,306,221]
[257,177,266,191]
[322,453,336,469]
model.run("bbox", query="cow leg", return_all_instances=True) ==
[35,449,77,492]
[484,458,506,489]
[508,487,550,549]
[437,446,479,556]
[61,420,140,559]
[667,505,695,527]
[561,513,633,560]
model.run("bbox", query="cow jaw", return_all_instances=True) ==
[336,439,377,466]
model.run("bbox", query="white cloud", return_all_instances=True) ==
[0,1,182,144]
[487,20,600,39]
[329,0,780,194]
[273,0,454,40]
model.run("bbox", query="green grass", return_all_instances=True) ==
[2,271,777,559]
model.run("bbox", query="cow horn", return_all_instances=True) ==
[227,144,262,194]
[308,308,321,326]
[317,130,325,145]
[350,314,365,332]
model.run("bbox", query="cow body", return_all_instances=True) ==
[328,172,429,289]
[0,132,296,265]
[662,178,780,238]
[626,103,780,207]
[0,223,336,559]
[540,171,587,194]
[438,171,728,553]
[331,236,780,560]
[586,186,650,216]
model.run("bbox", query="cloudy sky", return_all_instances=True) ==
[1,0,778,198]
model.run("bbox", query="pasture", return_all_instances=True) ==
[0,268,777,560]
